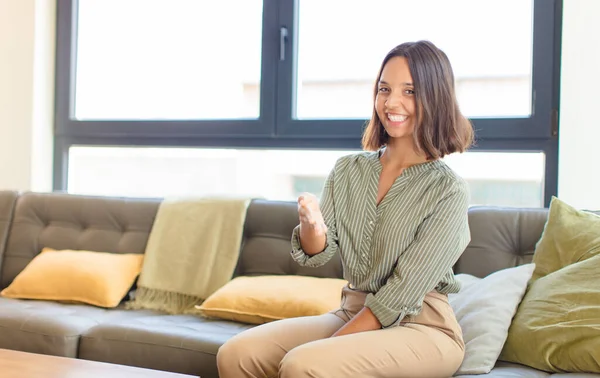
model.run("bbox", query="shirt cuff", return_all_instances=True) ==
[364,293,410,328]
[290,225,335,267]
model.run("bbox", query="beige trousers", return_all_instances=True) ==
[217,285,465,378]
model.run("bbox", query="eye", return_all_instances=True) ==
[378,87,390,93]
[405,89,415,95]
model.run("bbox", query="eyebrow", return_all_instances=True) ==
[379,80,414,86]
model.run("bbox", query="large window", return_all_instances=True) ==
[55,0,562,206]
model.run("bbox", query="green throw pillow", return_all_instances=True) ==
[500,197,600,373]
[530,197,600,281]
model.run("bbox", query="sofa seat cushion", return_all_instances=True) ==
[453,361,600,377]
[454,361,550,377]
[0,297,158,357]
[79,315,253,378]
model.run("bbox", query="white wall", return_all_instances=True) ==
[557,0,600,209]
[0,0,55,192]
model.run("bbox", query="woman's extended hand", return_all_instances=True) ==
[297,193,328,236]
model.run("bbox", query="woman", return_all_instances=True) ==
[217,40,474,378]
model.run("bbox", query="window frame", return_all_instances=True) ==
[53,0,563,206]
[275,0,557,140]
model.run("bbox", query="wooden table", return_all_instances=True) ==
[0,348,199,378]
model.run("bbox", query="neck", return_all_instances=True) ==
[381,138,429,170]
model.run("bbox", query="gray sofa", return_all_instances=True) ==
[0,190,596,378]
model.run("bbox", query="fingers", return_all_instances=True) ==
[298,193,319,218]
[298,201,318,219]
[298,192,317,206]
[298,199,319,214]
[297,192,326,235]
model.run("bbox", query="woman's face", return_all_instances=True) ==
[375,56,416,141]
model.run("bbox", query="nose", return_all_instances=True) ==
[385,92,405,111]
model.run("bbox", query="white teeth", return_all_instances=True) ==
[388,114,407,122]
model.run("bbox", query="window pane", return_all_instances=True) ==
[68,147,544,207]
[67,147,353,199]
[296,0,533,119]
[444,152,545,207]
[75,0,263,120]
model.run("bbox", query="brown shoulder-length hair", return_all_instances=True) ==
[362,40,474,159]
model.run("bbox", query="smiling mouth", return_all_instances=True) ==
[387,114,408,122]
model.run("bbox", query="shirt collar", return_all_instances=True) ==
[370,147,443,177]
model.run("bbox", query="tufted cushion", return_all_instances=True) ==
[454,207,549,277]
[235,199,343,279]
[0,191,18,272]
[0,192,160,290]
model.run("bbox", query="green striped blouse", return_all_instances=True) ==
[291,149,471,328]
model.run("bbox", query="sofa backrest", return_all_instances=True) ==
[0,191,551,290]
[0,191,18,274]
[234,199,343,279]
[456,206,549,277]
[234,202,551,279]
[0,191,160,290]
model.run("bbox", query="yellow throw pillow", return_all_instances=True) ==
[1,248,144,308]
[196,275,348,324]
[500,197,600,373]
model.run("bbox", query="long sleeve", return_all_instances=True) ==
[290,165,339,268]
[364,182,471,328]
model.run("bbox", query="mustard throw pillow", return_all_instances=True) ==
[1,248,144,308]
[196,275,348,324]
[500,197,600,373]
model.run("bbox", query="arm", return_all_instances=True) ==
[290,166,340,267]
[364,182,471,328]
[331,307,381,337]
